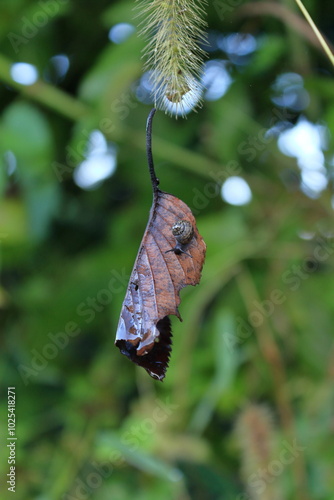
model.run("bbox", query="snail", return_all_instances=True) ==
[165,220,194,257]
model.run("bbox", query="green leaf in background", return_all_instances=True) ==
[0,101,60,242]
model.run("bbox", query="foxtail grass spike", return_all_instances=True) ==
[235,404,284,500]
[137,0,207,117]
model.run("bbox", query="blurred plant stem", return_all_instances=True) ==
[280,0,311,73]
[0,53,225,179]
[128,127,223,179]
[236,266,311,500]
[43,416,98,500]
[237,1,333,70]
[174,262,242,408]
[0,54,89,121]
[173,242,262,408]
[295,0,334,67]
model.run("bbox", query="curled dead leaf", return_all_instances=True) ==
[115,109,206,380]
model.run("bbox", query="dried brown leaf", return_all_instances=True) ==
[115,109,206,380]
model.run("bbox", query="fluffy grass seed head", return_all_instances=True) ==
[137,0,208,117]
[235,404,283,500]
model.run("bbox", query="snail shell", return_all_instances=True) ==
[171,220,194,245]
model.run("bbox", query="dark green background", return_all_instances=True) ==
[1,1,334,499]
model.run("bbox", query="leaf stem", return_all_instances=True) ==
[146,108,159,194]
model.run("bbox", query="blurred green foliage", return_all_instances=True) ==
[0,1,334,499]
